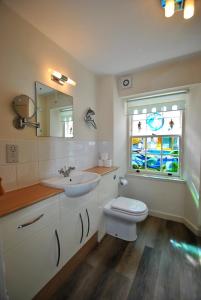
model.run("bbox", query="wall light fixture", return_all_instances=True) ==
[51,70,76,86]
[161,0,195,19]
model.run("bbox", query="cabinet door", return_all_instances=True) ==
[0,195,59,252]
[97,171,118,205]
[4,224,62,300]
[60,193,84,264]
[60,190,99,265]
[83,200,99,242]
[97,171,118,241]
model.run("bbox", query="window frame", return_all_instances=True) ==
[127,112,184,178]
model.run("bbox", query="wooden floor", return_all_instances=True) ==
[51,216,201,300]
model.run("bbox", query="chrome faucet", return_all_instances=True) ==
[58,166,75,177]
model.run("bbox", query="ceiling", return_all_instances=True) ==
[4,0,201,75]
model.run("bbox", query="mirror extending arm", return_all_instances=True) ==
[22,119,40,128]
[13,117,40,130]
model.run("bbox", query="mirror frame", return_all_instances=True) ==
[12,95,36,120]
[35,81,74,138]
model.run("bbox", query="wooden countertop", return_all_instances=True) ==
[0,184,63,218]
[0,166,118,218]
[86,166,118,176]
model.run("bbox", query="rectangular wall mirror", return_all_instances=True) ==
[35,82,73,138]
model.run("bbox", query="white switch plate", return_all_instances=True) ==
[6,144,19,163]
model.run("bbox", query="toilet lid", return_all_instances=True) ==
[111,197,147,215]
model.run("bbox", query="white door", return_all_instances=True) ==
[60,194,85,264]
[97,171,118,206]
[83,200,99,241]
[4,224,62,300]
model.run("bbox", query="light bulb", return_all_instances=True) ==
[184,0,194,19]
[165,0,175,18]
[52,70,62,79]
[67,78,77,86]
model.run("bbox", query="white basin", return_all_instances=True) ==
[41,171,101,197]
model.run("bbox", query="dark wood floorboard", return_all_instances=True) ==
[51,216,201,300]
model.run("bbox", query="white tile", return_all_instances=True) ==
[38,160,57,179]
[54,139,67,159]
[55,158,69,171]
[98,141,113,159]
[17,140,38,163]
[38,139,56,161]
[63,140,73,157]
[68,156,79,169]
[0,165,17,191]
[0,138,99,190]
[16,162,39,188]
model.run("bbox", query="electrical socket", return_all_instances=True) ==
[6,144,19,163]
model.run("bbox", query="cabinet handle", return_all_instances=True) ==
[55,229,61,267]
[17,214,44,229]
[79,213,84,244]
[86,209,90,237]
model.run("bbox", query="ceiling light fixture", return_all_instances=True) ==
[51,70,76,86]
[165,0,175,17]
[184,0,195,19]
[161,0,195,19]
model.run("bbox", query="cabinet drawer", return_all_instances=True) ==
[0,195,59,251]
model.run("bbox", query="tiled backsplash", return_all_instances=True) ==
[0,138,100,192]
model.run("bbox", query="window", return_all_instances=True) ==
[127,92,186,177]
[60,109,73,138]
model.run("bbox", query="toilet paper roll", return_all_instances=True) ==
[100,153,109,160]
[119,177,128,186]
[104,159,112,167]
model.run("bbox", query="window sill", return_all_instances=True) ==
[127,171,185,183]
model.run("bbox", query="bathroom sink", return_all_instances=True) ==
[41,171,101,197]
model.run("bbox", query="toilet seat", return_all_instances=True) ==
[111,197,147,216]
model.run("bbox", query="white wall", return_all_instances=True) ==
[96,56,201,234]
[118,52,201,97]
[0,2,97,141]
[96,76,114,142]
[96,75,127,176]
[0,3,98,191]
[113,78,127,176]
[124,176,185,220]
[183,84,201,230]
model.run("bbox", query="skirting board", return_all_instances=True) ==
[149,209,201,237]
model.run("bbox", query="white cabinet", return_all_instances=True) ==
[0,170,119,299]
[4,225,61,300]
[0,195,62,300]
[60,189,99,265]
[97,171,118,206]
[96,170,119,241]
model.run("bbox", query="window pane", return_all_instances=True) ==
[146,137,161,171]
[162,136,180,173]
[131,111,182,136]
[131,137,146,170]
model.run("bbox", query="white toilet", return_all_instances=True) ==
[104,197,148,241]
